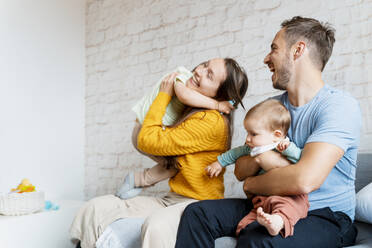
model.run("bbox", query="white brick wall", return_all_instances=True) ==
[85,0,372,200]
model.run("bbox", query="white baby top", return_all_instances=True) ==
[132,66,193,126]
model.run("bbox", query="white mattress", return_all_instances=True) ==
[0,200,84,248]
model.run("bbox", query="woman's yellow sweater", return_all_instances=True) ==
[137,92,229,200]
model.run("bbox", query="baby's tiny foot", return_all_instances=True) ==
[256,207,284,236]
[116,172,142,199]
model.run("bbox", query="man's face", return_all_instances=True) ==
[264,29,293,90]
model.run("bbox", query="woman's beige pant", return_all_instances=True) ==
[70,192,196,248]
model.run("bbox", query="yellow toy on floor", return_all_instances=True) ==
[11,178,36,193]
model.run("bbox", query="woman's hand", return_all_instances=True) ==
[159,72,178,97]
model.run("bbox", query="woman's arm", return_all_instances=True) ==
[137,76,228,156]
[137,93,227,156]
[174,81,233,114]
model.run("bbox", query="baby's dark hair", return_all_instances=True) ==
[245,99,291,134]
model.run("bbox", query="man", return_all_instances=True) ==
[175,16,361,248]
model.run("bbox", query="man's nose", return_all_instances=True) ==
[263,53,270,64]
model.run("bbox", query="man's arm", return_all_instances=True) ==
[242,142,344,196]
[234,150,291,181]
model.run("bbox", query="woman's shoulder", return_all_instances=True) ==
[186,109,227,130]
[188,109,224,121]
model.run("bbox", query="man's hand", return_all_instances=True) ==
[205,161,223,177]
[236,150,290,196]
[159,72,178,96]
[244,191,254,199]
[234,155,261,181]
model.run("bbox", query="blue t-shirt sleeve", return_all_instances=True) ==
[306,95,361,152]
[217,145,251,167]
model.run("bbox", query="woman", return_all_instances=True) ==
[70,58,248,248]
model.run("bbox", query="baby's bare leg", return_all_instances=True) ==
[135,163,178,187]
[255,150,291,171]
[256,207,284,236]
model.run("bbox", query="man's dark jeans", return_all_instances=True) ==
[176,199,357,248]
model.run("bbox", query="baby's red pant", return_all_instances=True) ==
[236,194,309,237]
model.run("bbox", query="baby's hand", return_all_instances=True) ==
[217,101,234,114]
[277,139,290,152]
[160,72,178,96]
[205,161,223,178]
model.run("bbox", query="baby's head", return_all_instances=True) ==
[243,99,290,148]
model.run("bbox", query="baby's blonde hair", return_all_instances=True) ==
[244,99,291,134]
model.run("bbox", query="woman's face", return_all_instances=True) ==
[186,58,227,98]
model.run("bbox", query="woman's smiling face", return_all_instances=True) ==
[186,58,227,98]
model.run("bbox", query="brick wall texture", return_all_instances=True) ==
[85,0,372,200]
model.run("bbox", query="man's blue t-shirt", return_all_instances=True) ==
[274,84,361,220]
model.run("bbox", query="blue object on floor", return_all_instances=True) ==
[45,200,59,211]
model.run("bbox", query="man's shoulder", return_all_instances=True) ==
[268,85,359,113]
[270,92,287,102]
[317,85,359,111]
[322,84,353,99]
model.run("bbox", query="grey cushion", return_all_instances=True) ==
[345,222,372,248]
[215,236,236,247]
[215,153,372,248]
[355,153,372,192]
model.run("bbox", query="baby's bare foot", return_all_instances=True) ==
[256,207,284,236]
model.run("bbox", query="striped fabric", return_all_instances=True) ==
[138,92,229,200]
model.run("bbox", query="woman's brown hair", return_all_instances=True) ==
[164,58,248,169]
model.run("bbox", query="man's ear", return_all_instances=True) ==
[293,41,306,60]
[274,130,283,138]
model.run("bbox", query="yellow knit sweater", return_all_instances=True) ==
[137,92,229,200]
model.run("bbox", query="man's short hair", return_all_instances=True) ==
[244,99,291,134]
[281,16,335,71]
